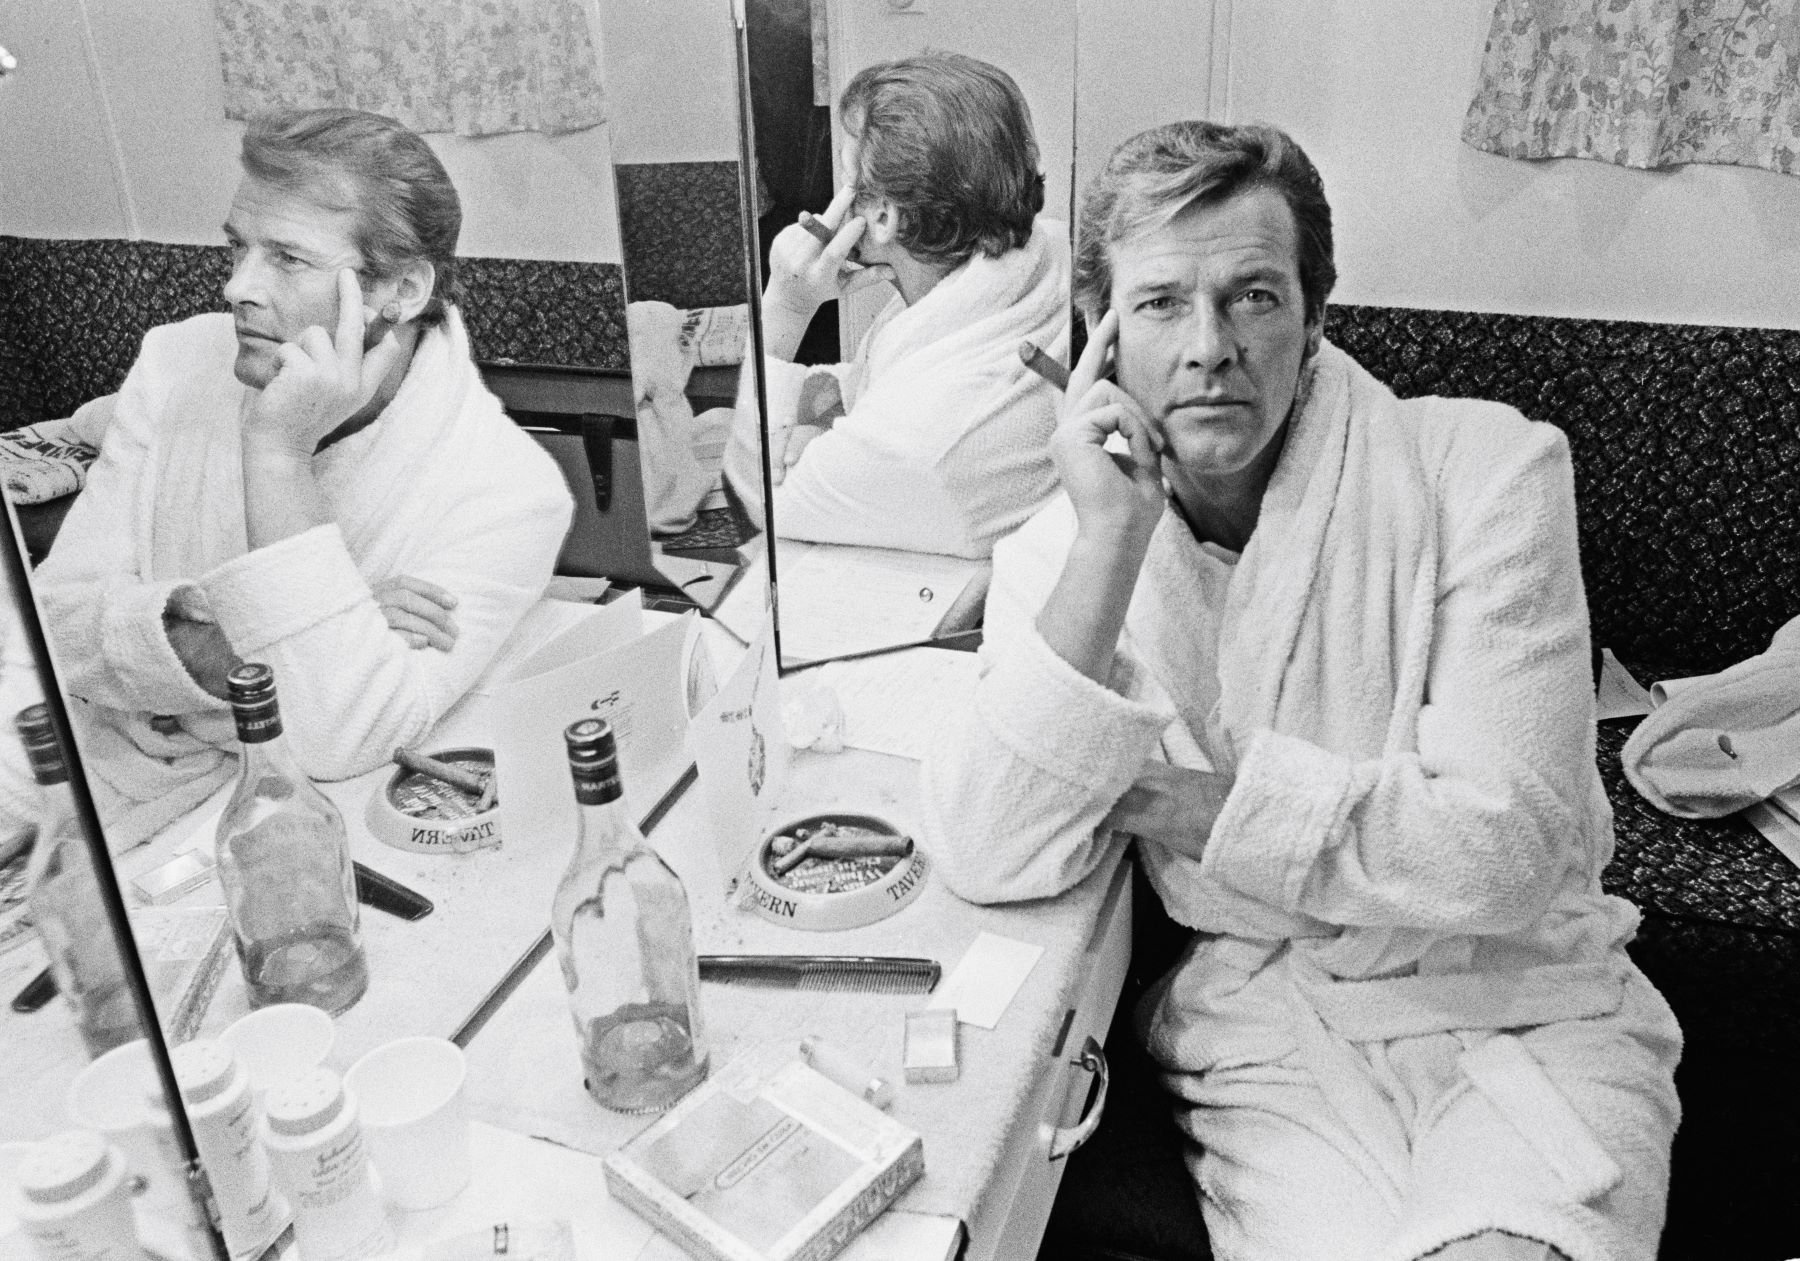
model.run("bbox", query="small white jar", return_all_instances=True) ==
[260,1069,392,1261]
[13,1131,150,1261]
[169,1040,291,1261]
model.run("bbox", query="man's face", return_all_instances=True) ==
[838,132,883,267]
[221,176,366,388]
[1109,186,1318,481]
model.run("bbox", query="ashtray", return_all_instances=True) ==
[740,812,928,931]
[364,747,502,855]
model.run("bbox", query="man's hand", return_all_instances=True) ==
[164,613,243,700]
[765,188,895,320]
[1100,762,1230,862]
[1055,309,1168,550]
[242,269,406,459]
[373,576,459,651]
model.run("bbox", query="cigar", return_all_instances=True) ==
[392,747,487,796]
[770,831,914,876]
[1019,340,1069,391]
[797,210,865,271]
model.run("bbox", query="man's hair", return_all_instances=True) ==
[240,108,462,327]
[1073,121,1336,327]
[839,52,1044,268]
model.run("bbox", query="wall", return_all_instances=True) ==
[600,0,739,165]
[0,0,634,263]
[1076,0,1800,330]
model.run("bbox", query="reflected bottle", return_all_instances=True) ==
[15,704,138,1057]
[551,718,707,1113]
[215,664,366,1016]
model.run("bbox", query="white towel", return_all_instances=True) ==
[1620,615,1800,817]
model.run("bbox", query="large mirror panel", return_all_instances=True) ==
[0,0,753,1087]
[734,0,1078,669]
[0,507,219,1260]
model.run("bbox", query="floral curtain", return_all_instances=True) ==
[1464,0,1800,177]
[212,0,605,137]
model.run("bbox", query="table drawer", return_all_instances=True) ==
[965,856,1134,1261]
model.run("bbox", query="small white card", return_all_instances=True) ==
[928,931,1044,1030]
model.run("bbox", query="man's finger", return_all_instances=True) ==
[816,185,857,230]
[295,325,336,364]
[334,268,367,369]
[392,575,457,609]
[384,608,457,651]
[383,588,458,634]
[1067,309,1120,409]
[822,216,867,271]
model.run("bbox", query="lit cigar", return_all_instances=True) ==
[771,832,914,877]
[392,746,487,796]
[797,210,865,271]
[1019,340,1069,391]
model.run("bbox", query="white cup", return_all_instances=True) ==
[217,1005,336,1100]
[343,1037,470,1211]
[0,1140,35,1236]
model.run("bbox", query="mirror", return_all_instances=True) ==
[734,0,1078,669]
[0,0,757,1070]
[0,504,218,1259]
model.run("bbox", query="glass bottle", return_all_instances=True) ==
[551,718,708,1113]
[215,663,366,1015]
[16,704,139,1057]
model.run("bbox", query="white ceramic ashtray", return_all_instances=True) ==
[741,812,928,931]
[365,747,501,855]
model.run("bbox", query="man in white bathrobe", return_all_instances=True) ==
[726,51,1069,558]
[922,122,1681,1261]
[35,109,573,850]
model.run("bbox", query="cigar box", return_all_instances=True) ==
[603,1058,924,1261]
[131,904,232,1042]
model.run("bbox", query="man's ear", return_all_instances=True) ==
[863,198,901,247]
[386,258,437,324]
[1303,316,1323,361]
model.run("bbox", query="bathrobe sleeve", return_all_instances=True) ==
[1202,420,1595,936]
[193,463,572,782]
[920,496,1174,902]
[34,333,230,717]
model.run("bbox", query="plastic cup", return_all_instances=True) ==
[217,1004,336,1099]
[343,1037,470,1211]
[64,1040,162,1183]
[0,1140,35,1235]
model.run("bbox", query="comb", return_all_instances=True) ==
[698,955,940,994]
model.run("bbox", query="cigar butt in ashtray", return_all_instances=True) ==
[392,746,488,797]
[1019,340,1069,391]
[797,210,865,271]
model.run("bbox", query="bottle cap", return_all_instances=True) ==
[226,664,282,743]
[264,1067,346,1137]
[171,1039,239,1107]
[14,703,67,786]
[18,1131,115,1205]
[564,719,622,802]
[225,663,276,707]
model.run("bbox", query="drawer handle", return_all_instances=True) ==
[1044,1036,1109,1162]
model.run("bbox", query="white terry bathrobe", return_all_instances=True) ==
[726,219,1070,558]
[922,343,1681,1261]
[35,310,573,852]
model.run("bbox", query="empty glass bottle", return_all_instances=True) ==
[551,718,707,1113]
[215,664,366,1015]
[16,704,138,1057]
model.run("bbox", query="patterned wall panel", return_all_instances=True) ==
[1326,304,1800,674]
[614,161,750,311]
[0,236,631,421]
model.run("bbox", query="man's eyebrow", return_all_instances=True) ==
[1120,277,1185,299]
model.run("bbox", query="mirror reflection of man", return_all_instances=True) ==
[35,109,573,851]
[727,51,1070,559]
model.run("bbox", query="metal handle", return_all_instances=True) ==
[1043,1035,1109,1162]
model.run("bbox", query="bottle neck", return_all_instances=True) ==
[236,712,304,780]
[573,793,640,862]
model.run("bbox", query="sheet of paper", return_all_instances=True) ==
[820,648,984,761]
[1595,649,1654,721]
[928,931,1044,1030]
[490,607,701,848]
[710,548,768,647]
[690,615,790,894]
[777,543,984,664]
